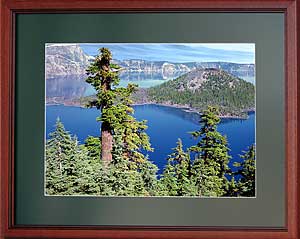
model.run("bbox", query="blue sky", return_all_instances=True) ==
[79,43,255,64]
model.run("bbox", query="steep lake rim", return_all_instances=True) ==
[45,102,255,120]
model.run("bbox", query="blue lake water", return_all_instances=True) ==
[46,104,255,175]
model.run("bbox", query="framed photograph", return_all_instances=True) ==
[1,0,299,238]
[45,42,256,198]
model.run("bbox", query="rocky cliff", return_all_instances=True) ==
[46,44,92,78]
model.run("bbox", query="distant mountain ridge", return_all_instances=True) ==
[113,59,254,77]
[45,44,255,79]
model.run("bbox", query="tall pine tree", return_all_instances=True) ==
[161,139,194,196]
[85,48,153,170]
[85,48,121,163]
[189,106,231,197]
[45,118,77,194]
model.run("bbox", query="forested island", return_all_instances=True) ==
[133,68,254,118]
[46,48,255,197]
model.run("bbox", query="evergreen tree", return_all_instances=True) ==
[173,139,194,196]
[109,133,141,196]
[160,139,194,196]
[189,106,231,197]
[84,136,101,159]
[234,145,256,197]
[139,157,159,196]
[107,83,153,164]
[72,148,102,195]
[85,48,121,163]
[159,161,178,196]
[191,157,225,197]
[46,119,82,194]
[85,48,153,172]
[97,164,115,196]
[109,85,157,195]
[224,176,238,197]
[46,118,103,195]
[109,131,157,196]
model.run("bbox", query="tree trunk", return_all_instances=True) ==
[101,122,113,165]
[100,56,113,165]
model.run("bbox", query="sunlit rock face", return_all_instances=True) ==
[46,44,92,78]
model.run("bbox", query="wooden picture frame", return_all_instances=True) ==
[0,0,298,238]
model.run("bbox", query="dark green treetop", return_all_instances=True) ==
[234,144,256,197]
[46,118,101,195]
[162,138,195,196]
[189,106,231,197]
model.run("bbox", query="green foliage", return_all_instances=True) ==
[107,133,144,196]
[100,82,153,164]
[139,158,159,196]
[159,162,178,196]
[85,48,125,111]
[85,48,153,165]
[45,118,76,195]
[84,136,101,159]
[73,156,102,195]
[220,174,237,197]
[160,139,196,196]
[85,47,121,162]
[233,145,256,197]
[45,118,101,195]
[147,69,255,118]
[189,106,231,197]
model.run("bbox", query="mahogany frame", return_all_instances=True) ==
[0,0,299,238]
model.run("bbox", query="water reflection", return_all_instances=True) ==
[46,72,255,102]
[46,71,186,100]
[46,75,88,99]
